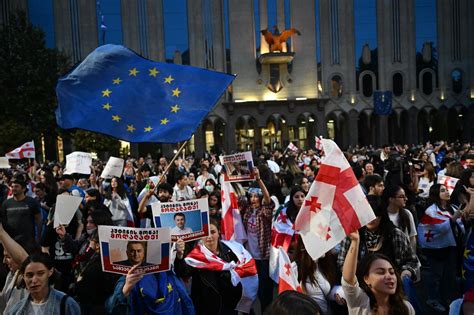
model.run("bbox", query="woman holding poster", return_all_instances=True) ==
[103,177,132,227]
[174,219,257,315]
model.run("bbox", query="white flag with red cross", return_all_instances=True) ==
[277,246,302,294]
[315,136,323,151]
[295,139,375,260]
[437,174,459,195]
[5,141,35,159]
[287,142,299,152]
[269,206,295,283]
[220,178,247,243]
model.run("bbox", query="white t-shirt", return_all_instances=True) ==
[388,209,417,238]
[26,301,47,315]
[303,268,332,314]
[245,209,262,259]
[170,226,193,235]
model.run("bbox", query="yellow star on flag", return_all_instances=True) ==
[127,124,136,132]
[464,248,471,258]
[167,283,173,293]
[102,89,112,97]
[161,118,169,125]
[112,77,122,85]
[144,126,153,132]
[164,75,174,84]
[171,105,180,113]
[102,103,112,110]
[112,115,121,122]
[149,67,159,77]
[172,88,181,97]
[129,68,139,76]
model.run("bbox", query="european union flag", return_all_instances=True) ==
[373,91,392,115]
[56,44,235,143]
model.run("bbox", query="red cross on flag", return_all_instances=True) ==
[5,141,35,159]
[295,139,375,260]
[220,178,247,243]
[437,174,459,195]
[277,247,302,294]
[417,211,456,249]
[287,142,299,152]
[315,136,323,151]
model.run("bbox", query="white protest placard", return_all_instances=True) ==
[219,151,255,182]
[53,195,83,228]
[64,151,92,175]
[101,157,124,179]
[0,157,10,169]
[98,226,171,275]
[152,198,210,242]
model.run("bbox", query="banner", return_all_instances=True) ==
[101,156,124,179]
[0,157,10,169]
[98,226,171,275]
[53,195,83,228]
[152,199,210,242]
[64,151,92,175]
[220,151,255,182]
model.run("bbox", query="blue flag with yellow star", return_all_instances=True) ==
[55,44,235,143]
[373,91,392,115]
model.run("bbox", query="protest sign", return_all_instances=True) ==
[220,151,255,182]
[98,226,171,275]
[0,157,10,169]
[64,151,92,175]
[101,157,124,179]
[53,195,83,228]
[152,199,210,242]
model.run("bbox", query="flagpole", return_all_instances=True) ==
[155,140,188,189]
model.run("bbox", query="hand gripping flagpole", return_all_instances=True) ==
[153,140,188,191]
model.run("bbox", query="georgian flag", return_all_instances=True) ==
[185,240,258,313]
[437,175,459,195]
[315,136,323,151]
[287,142,299,152]
[220,178,247,243]
[269,206,296,283]
[295,139,375,260]
[6,141,35,159]
[278,247,302,294]
[417,211,456,249]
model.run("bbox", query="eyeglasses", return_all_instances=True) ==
[394,195,407,199]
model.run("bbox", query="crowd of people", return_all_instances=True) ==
[0,140,473,314]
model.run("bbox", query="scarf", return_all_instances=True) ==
[184,240,258,313]
[365,229,382,251]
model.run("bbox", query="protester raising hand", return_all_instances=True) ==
[121,265,144,297]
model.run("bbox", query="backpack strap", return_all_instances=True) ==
[60,294,69,315]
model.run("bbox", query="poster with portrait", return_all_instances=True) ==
[219,151,255,182]
[98,226,171,275]
[151,199,210,242]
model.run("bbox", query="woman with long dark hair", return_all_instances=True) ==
[417,184,464,312]
[103,177,132,227]
[342,230,415,314]
[5,253,81,315]
[294,235,340,314]
[381,186,417,251]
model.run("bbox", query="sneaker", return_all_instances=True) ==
[426,299,446,312]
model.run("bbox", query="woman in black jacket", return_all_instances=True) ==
[174,219,244,315]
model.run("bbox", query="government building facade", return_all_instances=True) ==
[2,0,473,158]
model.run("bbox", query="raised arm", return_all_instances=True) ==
[0,223,28,266]
[342,230,360,285]
[254,168,271,205]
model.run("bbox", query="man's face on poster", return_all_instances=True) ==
[174,214,185,229]
[127,243,146,265]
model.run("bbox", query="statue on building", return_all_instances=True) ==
[261,26,301,53]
